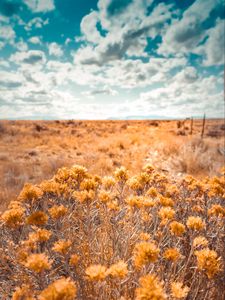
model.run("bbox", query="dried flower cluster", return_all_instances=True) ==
[0,164,224,299]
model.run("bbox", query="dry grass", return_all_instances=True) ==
[0,119,224,211]
[0,119,224,299]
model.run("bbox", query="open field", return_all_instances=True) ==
[0,119,224,299]
[0,119,224,211]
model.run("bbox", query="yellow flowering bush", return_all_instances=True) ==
[133,242,160,268]
[195,248,222,278]
[0,165,223,299]
[85,264,107,281]
[186,216,205,231]
[39,277,76,300]
[52,240,72,255]
[1,206,25,228]
[169,221,186,236]
[26,211,48,226]
[170,282,189,299]
[24,253,52,273]
[135,274,167,300]
[106,260,128,278]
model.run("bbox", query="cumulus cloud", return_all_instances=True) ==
[28,36,42,44]
[97,0,153,31]
[71,56,187,89]
[0,70,24,89]
[0,0,224,119]
[0,84,79,119]
[75,1,173,66]
[0,41,4,49]
[10,50,46,65]
[82,86,118,98]
[80,11,103,44]
[0,58,78,120]
[25,17,49,31]
[14,39,28,51]
[201,19,225,66]
[133,68,223,118]
[0,0,54,18]
[0,60,10,68]
[0,24,15,43]
[158,0,223,55]
[23,0,55,13]
[174,66,198,84]
[48,42,63,57]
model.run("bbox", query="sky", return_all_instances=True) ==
[0,0,224,120]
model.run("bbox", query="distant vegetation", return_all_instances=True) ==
[0,119,224,211]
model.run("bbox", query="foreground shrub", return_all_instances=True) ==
[0,164,224,299]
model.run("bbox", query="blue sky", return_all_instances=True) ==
[0,0,224,119]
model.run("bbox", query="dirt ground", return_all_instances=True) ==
[0,119,224,211]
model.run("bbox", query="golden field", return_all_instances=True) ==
[0,119,224,211]
[0,119,224,299]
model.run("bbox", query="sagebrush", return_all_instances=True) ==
[0,164,224,299]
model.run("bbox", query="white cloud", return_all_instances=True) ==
[65,38,72,45]
[174,66,198,84]
[0,89,78,119]
[28,36,42,44]
[48,42,63,57]
[0,64,223,119]
[0,41,4,50]
[0,24,15,43]
[80,11,103,44]
[25,17,49,31]
[71,56,187,89]
[14,39,28,51]
[184,0,219,22]
[97,0,154,32]
[132,68,223,118]
[82,86,118,98]
[0,0,223,120]
[202,19,225,66]
[0,75,80,119]
[46,60,72,72]
[0,70,24,89]
[0,58,79,119]
[158,0,222,56]
[0,60,10,68]
[24,0,55,13]
[76,1,173,66]
[10,50,46,65]
[0,15,9,23]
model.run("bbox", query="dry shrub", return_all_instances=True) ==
[2,163,29,188]
[34,124,48,132]
[0,164,224,299]
[98,145,109,153]
[171,138,221,176]
[156,136,223,177]
[43,156,70,176]
[0,122,6,135]
[207,130,222,138]
[177,130,186,136]
[149,121,159,127]
[0,154,8,161]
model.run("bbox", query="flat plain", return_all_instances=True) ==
[0,119,224,211]
[0,119,224,299]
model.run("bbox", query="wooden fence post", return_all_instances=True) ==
[201,114,206,138]
[190,117,193,135]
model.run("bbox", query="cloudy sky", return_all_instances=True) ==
[0,0,224,119]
